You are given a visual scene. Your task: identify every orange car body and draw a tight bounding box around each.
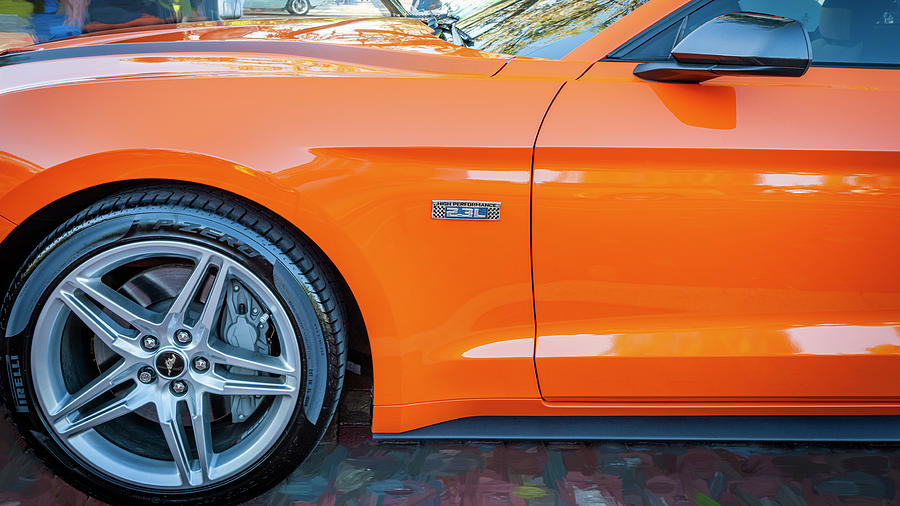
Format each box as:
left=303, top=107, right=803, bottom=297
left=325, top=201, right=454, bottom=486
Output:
left=1, top=0, right=898, bottom=435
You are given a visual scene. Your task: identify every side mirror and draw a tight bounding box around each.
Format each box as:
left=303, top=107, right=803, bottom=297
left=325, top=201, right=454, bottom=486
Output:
left=634, top=12, right=811, bottom=83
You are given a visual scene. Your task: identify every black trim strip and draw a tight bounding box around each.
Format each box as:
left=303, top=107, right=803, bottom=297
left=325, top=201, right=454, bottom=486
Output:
left=605, top=59, right=900, bottom=71
left=374, top=415, right=900, bottom=441
left=810, top=62, right=900, bottom=70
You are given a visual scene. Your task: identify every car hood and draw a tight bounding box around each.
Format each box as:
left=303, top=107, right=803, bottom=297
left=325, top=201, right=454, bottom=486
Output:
left=37, top=17, right=496, bottom=55
left=0, top=17, right=513, bottom=93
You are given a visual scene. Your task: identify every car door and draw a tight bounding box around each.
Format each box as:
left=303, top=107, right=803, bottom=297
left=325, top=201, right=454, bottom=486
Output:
left=532, top=0, right=900, bottom=403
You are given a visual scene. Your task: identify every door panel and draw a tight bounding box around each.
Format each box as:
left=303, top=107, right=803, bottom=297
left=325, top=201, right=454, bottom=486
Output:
left=533, top=62, right=900, bottom=402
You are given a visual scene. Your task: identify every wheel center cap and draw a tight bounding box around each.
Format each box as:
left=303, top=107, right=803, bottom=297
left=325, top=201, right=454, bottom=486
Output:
left=155, top=350, right=186, bottom=378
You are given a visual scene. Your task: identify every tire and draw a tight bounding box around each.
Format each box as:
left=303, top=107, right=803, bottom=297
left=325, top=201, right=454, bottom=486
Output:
left=286, top=0, right=310, bottom=16
left=0, top=185, right=347, bottom=505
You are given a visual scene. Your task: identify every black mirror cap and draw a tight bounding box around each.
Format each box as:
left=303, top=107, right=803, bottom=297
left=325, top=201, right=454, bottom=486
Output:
left=674, top=12, right=811, bottom=71
left=635, top=12, right=812, bottom=83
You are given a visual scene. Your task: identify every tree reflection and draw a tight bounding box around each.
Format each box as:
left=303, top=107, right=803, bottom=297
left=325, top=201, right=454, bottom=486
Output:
left=458, top=0, right=647, bottom=55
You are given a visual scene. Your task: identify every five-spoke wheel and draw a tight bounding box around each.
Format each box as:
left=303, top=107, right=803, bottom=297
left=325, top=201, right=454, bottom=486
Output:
left=2, top=186, right=347, bottom=505
left=35, top=241, right=300, bottom=488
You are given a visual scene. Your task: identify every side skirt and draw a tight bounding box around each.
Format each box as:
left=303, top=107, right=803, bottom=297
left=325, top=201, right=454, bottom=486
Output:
left=373, top=415, right=900, bottom=442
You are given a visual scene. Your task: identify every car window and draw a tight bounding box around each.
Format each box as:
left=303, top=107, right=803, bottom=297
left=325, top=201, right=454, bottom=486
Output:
left=613, top=0, right=900, bottom=67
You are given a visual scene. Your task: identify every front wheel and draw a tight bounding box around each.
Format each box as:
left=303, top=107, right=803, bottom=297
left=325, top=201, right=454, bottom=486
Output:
left=286, top=0, right=310, bottom=15
left=1, top=186, right=347, bottom=505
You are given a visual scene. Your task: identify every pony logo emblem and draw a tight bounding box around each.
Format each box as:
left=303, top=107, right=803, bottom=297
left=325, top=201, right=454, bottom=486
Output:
left=165, top=355, right=176, bottom=375
left=155, top=351, right=185, bottom=378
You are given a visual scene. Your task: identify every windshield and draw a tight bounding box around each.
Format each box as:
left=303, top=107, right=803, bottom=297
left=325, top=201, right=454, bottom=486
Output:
left=409, top=0, right=649, bottom=58
left=1, top=0, right=648, bottom=58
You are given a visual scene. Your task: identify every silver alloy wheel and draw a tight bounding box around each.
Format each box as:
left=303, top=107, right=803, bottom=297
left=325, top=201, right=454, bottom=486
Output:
left=31, top=240, right=301, bottom=489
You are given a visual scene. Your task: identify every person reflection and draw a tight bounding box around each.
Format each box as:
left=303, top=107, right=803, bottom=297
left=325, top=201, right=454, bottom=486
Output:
left=60, top=0, right=192, bottom=32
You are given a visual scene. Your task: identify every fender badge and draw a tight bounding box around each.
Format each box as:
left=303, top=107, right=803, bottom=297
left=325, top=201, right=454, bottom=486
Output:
left=432, top=200, right=501, bottom=221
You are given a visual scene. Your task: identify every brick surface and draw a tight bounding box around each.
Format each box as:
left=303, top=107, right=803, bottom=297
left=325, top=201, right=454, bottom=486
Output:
left=2, top=404, right=900, bottom=505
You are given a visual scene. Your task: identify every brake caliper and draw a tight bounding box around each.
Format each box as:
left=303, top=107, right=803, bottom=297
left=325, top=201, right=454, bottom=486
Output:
left=219, top=280, right=271, bottom=422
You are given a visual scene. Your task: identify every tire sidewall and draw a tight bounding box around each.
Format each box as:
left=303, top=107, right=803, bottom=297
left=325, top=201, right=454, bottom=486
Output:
left=2, top=206, right=336, bottom=505
left=287, top=0, right=309, bottom=15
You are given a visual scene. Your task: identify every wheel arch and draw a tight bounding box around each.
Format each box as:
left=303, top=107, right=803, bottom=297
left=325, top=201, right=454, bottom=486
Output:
left=0, top=154, right=375, bottom=386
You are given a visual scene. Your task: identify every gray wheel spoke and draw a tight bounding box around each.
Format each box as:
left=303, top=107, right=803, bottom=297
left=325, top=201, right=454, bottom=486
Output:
left=189, top=262, right=230, bottom=337
left=167, top=253, right=224, bottom=323
left=208, top=373, right=296, bottom=397
left=157, top=401, right=197, bottom=487
left=50, top=362, right=133, bottom=420
left=57, top=289, right=141, bottom=357
left=208, top=341, right=295, bottom=376
left=33, top=239, right=303, bottom=490
left=188, top=393, right=213, bottom=483
left=71, top=277, right=160, bottom=329
left=56, top=389, right=148, bottom=437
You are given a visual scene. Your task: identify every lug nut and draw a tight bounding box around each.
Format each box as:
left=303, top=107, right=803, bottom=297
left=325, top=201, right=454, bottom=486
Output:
left=170, top=380, right=188, bottom=396
left=142, top=335, right=159, bottom=351
left=192, top=356, right=209, bottom=372
left=137, top=366, right=156, bottom=384
left=174, top=329, right=192, bottom=345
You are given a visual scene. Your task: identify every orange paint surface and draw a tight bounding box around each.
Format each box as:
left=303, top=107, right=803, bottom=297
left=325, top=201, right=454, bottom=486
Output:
left=533, top=63, right=900, bottom=405
left=2, top=2, right=899, bottom=434
left=0, top=34, right=558, bottom=417
left=35, top=17, right=504, bottom=58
